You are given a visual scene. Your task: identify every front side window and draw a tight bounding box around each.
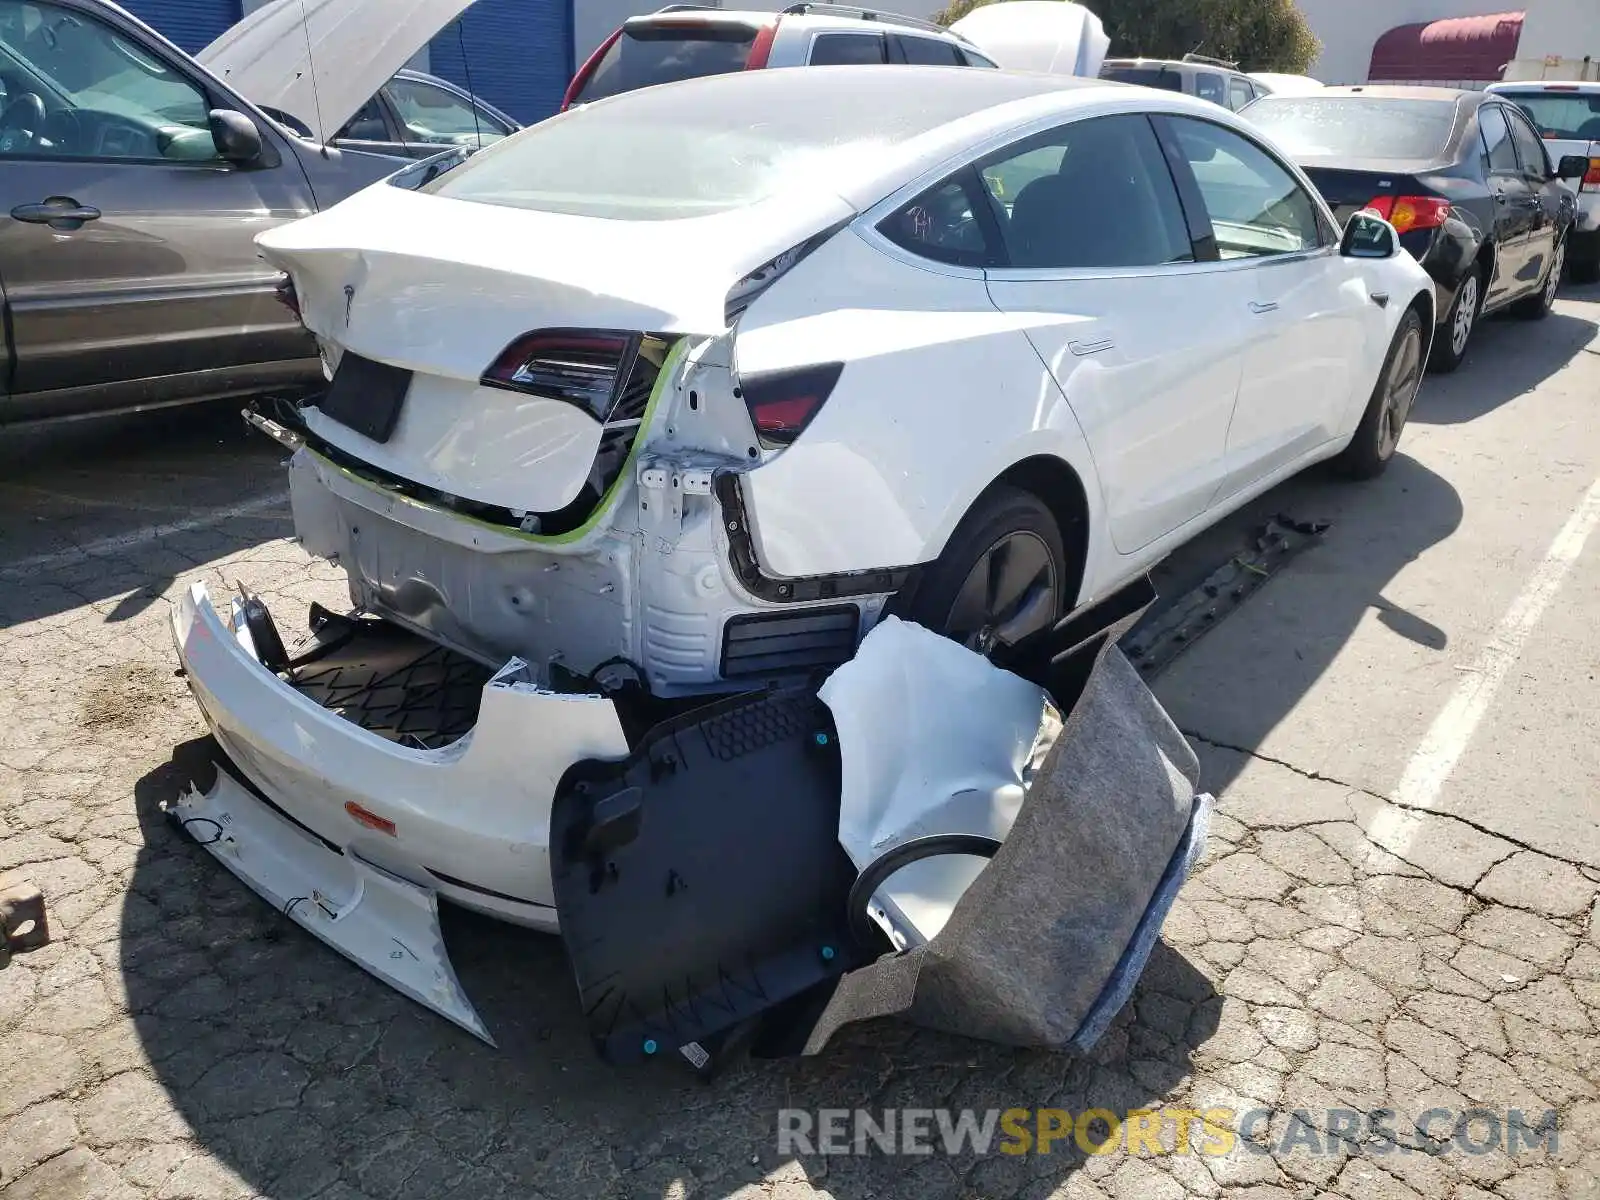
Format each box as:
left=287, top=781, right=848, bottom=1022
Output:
left=1166, top=116, right=1323, bottom=257
left=1479, top=104, right=1520, bottom=175
left=1504, top=107, right=1551, bottom=178
left=0, top=0, right=216, bottom=160
left=979, top=114, right=1192, bottom=270
left=809, top=33, right=886, bottom=65
left=389, top=77, right=510, bottom=148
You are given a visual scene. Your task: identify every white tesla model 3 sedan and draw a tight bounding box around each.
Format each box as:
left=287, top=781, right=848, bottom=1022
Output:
left=170, top=67, right=1432, bottom=1039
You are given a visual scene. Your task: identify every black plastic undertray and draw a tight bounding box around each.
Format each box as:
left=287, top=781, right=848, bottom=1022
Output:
left=549, top=687, right=859, bottom=1066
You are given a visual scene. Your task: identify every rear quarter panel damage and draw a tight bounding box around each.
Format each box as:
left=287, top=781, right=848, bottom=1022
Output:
left=732, top=229, right=1105, bottom=581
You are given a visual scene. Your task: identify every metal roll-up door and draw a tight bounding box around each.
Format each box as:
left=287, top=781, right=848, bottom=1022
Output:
left=119, top=0, right=242, bottom=54
left=429, top=0, right=573, bottom=127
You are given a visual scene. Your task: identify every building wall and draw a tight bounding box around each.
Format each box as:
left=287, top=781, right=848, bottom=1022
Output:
left=1295, top=0, right=1531, bottom=84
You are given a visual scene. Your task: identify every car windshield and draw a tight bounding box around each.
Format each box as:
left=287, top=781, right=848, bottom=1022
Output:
left=1100, top=65, right=1183, bottom=92
left=572, top=23, right=760, bottom=104
left=1247, top=96, right=1459, bottom=160
left=422, top=73, right=1000, bottom=221
left=1494, top=90, right=1600, bottom=140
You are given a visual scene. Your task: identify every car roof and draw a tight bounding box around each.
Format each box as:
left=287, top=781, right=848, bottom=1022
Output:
left=1488, top=80, right=1600, bottom=92
left=572, top=64, right=1255, bottom=209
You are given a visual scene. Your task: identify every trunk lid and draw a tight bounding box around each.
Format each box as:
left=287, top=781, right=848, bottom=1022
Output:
left=1300, top=164, right=1434, bottom=228
left=258, top=179, right=853, bottom=515
left=198, top=0, right=474, bottom=145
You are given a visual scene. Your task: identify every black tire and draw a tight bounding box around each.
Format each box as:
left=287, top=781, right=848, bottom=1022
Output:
left=1428, top=265, right=1482, bottom=374
left=1513, top=236, right=1566, bottom=320
left=1335, top=307, right=1425, bottom=480
left=898, top=485, right=1067, bottom=655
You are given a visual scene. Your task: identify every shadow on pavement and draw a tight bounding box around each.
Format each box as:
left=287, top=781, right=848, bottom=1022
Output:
left=0, top=404, right=290, bottom=631
left=127, top=739, right=1219, bottom=1200
left=1413, top=308, right=1596, bottom=426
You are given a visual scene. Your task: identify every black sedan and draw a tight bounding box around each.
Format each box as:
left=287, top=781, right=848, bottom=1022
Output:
left=1246, top=85, right=1587, bottom=372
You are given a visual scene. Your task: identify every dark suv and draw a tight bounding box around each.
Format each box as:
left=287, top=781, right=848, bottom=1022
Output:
left=1100, top=54, right=1265, bottom=113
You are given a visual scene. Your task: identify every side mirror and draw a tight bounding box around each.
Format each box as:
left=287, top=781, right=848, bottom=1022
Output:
left=208, top=108, right=262, bottom=165
left=1341, top=210, right=1400, bottom=259
left=1558, top=153, right=1591, bottom=182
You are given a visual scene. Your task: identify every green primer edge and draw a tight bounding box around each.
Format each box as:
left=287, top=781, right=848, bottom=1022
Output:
left=308, top=337, right=689, bottom=548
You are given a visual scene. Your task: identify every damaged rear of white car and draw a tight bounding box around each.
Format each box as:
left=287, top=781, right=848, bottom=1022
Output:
left=169, top=65, right=1426, bottom=1061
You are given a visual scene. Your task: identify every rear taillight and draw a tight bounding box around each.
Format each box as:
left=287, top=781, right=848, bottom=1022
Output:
left=745, top=19, right=777, bottom=68
left=562, top=26, right=621, bottom=110
left=741, top=363, right=842, bottom=447
left=1364, top=194, right=1451, bottom=233
left=1584, top=158, right=1600, bottom=190
left=482, top=330, right=638, bottom=421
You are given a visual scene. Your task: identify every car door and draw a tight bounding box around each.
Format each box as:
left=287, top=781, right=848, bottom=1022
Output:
left=1160, top=114, right=1374, bottom=496
left=806, top=31, right=886, bottom=65
left=385, top=74, right=512, bottom=155
left=975, top=113, right=1253, bottom=554
left=1503, top=102, right=1562, bottom=291
left=0, top=0, right=317, bottom=424
left=1478, top=103, right=1534, bottom=305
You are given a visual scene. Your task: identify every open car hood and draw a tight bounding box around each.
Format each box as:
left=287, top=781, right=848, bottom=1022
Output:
left=951, top=0, right=1109, bottom=76
left=197, top=0, right=474, bottom=145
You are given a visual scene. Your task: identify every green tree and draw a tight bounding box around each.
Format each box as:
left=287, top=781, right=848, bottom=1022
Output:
left=932, top=0, right=1320, bottom=74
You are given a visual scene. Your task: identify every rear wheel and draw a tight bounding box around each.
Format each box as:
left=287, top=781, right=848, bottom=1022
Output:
left=1334, top=307, right=1425, bottom=480
left=1513, top=236, right=1565, bottom=319
left=1429, top=266, right=1480, bottom=374
left=899, top=486, right=1067, bottom=656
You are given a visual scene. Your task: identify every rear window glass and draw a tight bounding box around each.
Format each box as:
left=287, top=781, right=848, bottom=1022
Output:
left=573, top=23, right=758, bottom=104
left=1494, top=91, right=1600, bottom=140
left=420, top=73, right=991, bottom=221
left=1100, top=66, right=1183, bottom=92
left=1246, top=97, right=1459, bottom=160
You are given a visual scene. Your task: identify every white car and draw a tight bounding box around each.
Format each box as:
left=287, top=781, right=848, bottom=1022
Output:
left=171, top=66, right=1432, bottom=1039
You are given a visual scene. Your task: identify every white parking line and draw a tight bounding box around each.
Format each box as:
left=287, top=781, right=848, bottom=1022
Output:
left=0, top=491, right=289, bottom=582
left=1371, top=475, right=1600, bottom=853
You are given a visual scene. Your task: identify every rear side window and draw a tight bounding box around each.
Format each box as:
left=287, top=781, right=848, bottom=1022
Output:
left=894, top=34, right=963, bottom=66
left=1195, top=73, right=1226, bottom=106
left=573, top=23, right=759, bottom=104
left=809, top=33, right=886, bottom=64
left=880, top=174, right=993, bottom=267
left=1228, top=78, right=1254, bottom=111
left=1479, top=105, right=1520, bottom=174
left=1495, top=90, right=1600, bottom=140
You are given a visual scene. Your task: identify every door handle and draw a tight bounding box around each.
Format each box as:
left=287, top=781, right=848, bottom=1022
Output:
left=11, top=198, right=101, bottom=230
left=1248, top=301, right=1280, bottom=315
left=1068, top=336, right=1115, bottom=356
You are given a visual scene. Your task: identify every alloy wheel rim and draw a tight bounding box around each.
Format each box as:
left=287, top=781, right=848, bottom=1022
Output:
left=1546, top=242, right=1566, bottom=307
left=944, top=531, right=1058, bottom=655
left=1452, top=276, right=1478, bottom=356
left=1378, top=326, right=1424, bottom=458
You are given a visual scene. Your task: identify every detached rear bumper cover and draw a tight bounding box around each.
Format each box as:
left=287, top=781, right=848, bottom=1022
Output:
left=169, top=582, right=630, bottom=1040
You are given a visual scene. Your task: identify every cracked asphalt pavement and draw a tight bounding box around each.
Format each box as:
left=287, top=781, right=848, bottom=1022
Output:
left=4, top=297, right=1600, bottom=1200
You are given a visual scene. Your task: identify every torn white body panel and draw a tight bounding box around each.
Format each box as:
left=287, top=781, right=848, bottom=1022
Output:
left=819, top=617, right=1060, bottom=948
left=172, top=582, right=629, bottom=923
left=167, top=769, right=493, bottom=1043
